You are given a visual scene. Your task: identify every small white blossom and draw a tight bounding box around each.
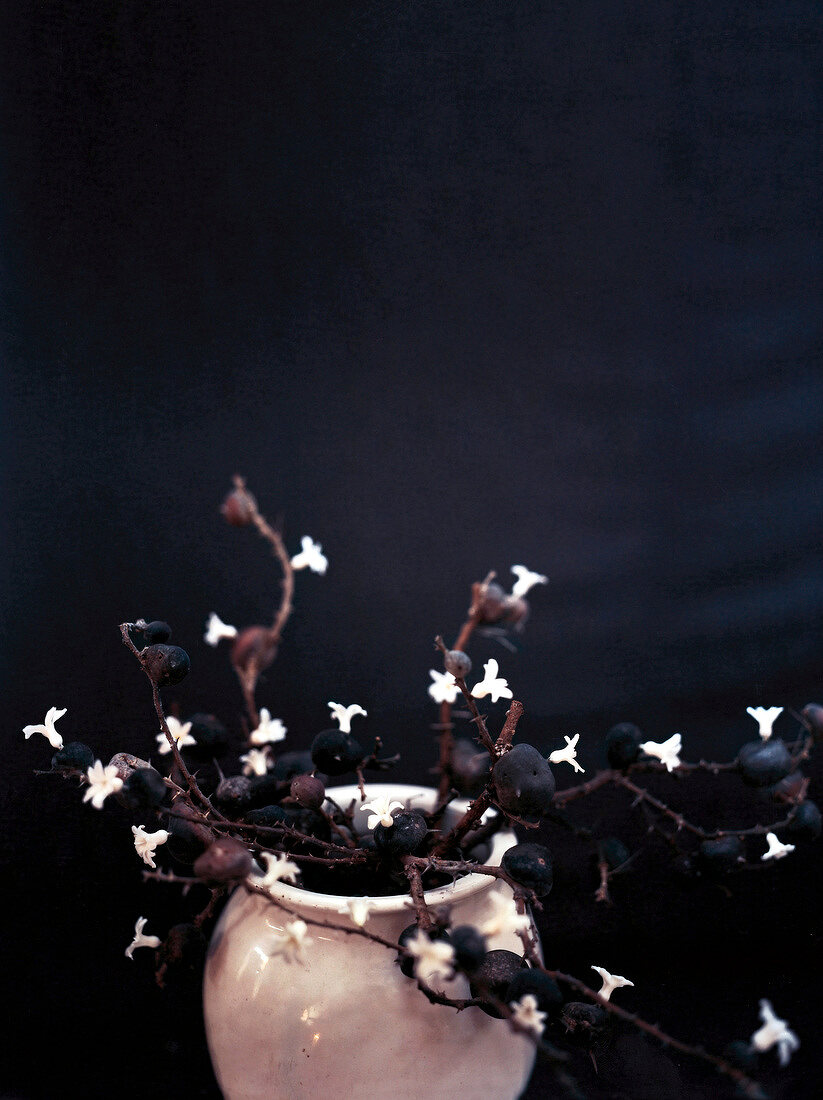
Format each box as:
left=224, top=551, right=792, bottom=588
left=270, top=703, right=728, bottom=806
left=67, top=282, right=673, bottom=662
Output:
left=125, top=916, right=161, bottom=960
left=23, top=706, right=67, bottom=750
left=510, top=993, right=547, bottom=1036
left=204, top=612, right=238, bottom=647
left=131, top=825, right=170, bottom=869
left=510, top=565, right=548, bottom=599
left=251, top=851, right=301, bottom=891
left=156, top=715, right=196, bottom=755
left=549, top=734, right=585, bottom=773
left=240, top=747, right=272, bottom=777
left=83, top=760, right=124, bottom=810
left=249, top=708, right=288, bottom=746
left=761, top=832, right=795, bottom=862
left=470, top=659, right=513, bottom=704
left=639, top=733, right=682, bottom=773
left=405, top=930, right=456, bottom=987
left=340, top=897, right=372, bottom=927
left=480, top=892, right=532, bottom=938
left=750, top=1000, right=800, bottom=1066
left=591, top=965, right=634, bottom=1002
left=327, top=701, right=367, bottom=733
left=361, top=793, right=404, bottom=830
left=291, top=536, right=328, bottom=574
left=747, top=706, right=783, bottom=741
left=428, top=669, right=461, bottom=704
left=261, top=919, right=313, bottom=964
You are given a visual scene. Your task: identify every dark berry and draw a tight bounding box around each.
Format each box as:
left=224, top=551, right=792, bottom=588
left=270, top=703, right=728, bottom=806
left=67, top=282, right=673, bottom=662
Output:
left=492, top=743, right=555, bottom=821
left=164, top=805, right=213, bottom=864
left=561, top=1001, right=607, bottom=1037
left=450, top=739, right=491, bottom=797
left=787, top=800, right=822, bottom=840
left=141, top=644, right=190, bottom=687
left=155, top=923, right=207, bottom=987
left=245, top=804, right=289, bottom=827
left=505, top=968, right=564, bottom=1016
left=737, top=740, right=793, bottom=788
left=501, top=596, right=529, bottom=627
left=724, top=1040, right=759, bottom=1073
left=397, top=923, right=452, bottom=980
left=699, top=835, right=743, bottom=874
left=605, top=722, right=643, bottom=769
left=470, top=949, right=526, bottom=1017
left=374, top=810, right=428, bottom=856
left=599, top=836, right=630, bottom=871
left=450, top=925, right=487, bottom=974
left=143, top=620, right=172, bottom=644
left=444, top=649, right=472, bottom=678
left=769, top=770, right=806, bottom=802
left=273, top=750, right=316, bottom=781
left=291, top=774, right=326, bottom=810
left=188, top=714, right=229, bottom=756
left=230, top=627, right=277, bottom=675
left=214, top=774, right=253, bottom=809
left=310, top=729, right=364, bottom=775
left=247, top=773, right=285, bottom=808
left=501, top=842, right=554, bottom=895
left=476, top=582, right=509, bottom=624
left=121, top=767, right=168, bottom=814
left=221, top=487, right=255, bottom=526
left=800, top=702, right=823, bottom=743
left=194, top=837, right=253, bottom=883
left=51, top=741, right=95, bottom=771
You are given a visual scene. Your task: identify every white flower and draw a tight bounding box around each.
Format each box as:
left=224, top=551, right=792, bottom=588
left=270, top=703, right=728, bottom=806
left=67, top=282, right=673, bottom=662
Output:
left=470, top=659, right=513, bottom=704
left=125, top=916, right=161, bottom=960
left=480, top=892, right=532, bottom=938
left=405, top=929, right=456, bottom=987
left=131, top=825, right=170, bottom=869
left=747, top=706, right=783, bottom=741
left=249, top=708, right=288, bottom=745
left=761, top=832, right=795, bottom=862
left=156, top=716, right=196, bottom=755
left=82, top=760, right=124, bottom=810
left=750, top=999, right=800, bottom=1066
left=510, top=993, right=547, bottom=1036
left=251, top=851, right=301, bottom=891
left=549, top=734, right=585, bottom=773
left=639, top=733, right=682, bottom=772
left=291, top=536, right=328, bottom=574
left=23, top=706, right=67, bottom=750
left=361, top=793, right=404, bottom=830
left=340, top=897, right=372, bottom=926
left=591, top=965, right=634, bottom=1002
left=204, top=612, right=238, bottom=647
left=261, top=919, right=313, bottom=964
left=510, top=565, right=549, bottom=599
left=240, top=747, right=272, bottom=776
left=327, top=701, right=367, bottom=733
left=428, top=669, right=461, bottom=704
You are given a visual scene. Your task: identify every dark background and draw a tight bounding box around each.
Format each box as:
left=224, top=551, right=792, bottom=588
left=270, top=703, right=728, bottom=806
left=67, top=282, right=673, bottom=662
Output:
left=2, top=2, right=822, bottom=1097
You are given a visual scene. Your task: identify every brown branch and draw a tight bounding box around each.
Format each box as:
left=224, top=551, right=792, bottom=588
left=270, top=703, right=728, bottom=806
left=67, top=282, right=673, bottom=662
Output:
left=403, top=857, right=434, bottom=930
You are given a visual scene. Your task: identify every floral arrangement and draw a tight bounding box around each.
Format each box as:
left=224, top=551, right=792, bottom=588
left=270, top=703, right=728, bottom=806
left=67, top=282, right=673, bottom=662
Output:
left=28, top=477, right=820, bottom=1097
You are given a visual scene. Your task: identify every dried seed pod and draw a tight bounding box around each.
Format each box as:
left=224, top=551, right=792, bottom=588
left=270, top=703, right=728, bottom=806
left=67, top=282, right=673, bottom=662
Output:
left=290, top=774, right=326, bottom=810
left=221, top=488, right=256, bottom=526
left=140, top=644, right=190, bottom=687
left=194, top=837, right=253, bottom=883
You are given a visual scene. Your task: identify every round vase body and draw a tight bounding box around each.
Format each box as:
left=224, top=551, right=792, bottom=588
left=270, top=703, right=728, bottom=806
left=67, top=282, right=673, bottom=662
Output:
left=204, top=784, right=538, bottom=1100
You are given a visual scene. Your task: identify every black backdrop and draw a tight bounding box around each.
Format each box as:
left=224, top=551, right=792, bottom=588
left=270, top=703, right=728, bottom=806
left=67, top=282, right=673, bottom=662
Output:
left=2, top=3, right=822, bottom=1097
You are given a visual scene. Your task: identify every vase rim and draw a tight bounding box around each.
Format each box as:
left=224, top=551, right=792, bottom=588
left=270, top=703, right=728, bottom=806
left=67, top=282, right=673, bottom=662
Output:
left=263, top=782, right=514, bottom=915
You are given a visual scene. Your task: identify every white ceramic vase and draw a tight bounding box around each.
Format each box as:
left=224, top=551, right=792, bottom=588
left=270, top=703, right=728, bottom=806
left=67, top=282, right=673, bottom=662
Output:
left=203, top=783, right=538, bottom=1100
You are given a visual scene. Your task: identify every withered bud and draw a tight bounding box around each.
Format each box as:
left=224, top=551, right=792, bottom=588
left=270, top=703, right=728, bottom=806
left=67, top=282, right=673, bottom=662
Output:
left=444, top=649, right=472, bottom=678
left=290, top=774, right=326, bottom=810
left=193, top=837, right=253, bottom=883
left=108, top=751, right=153, bottom=782
left=140, top=644, right=190, bottom=687
left=802, top=703, right=823, bottom=741
left=221, top=488, right=256, bottom=527
left=475, top=582, right=509, bottom=624
left=231, top=626, right=278, bottom=674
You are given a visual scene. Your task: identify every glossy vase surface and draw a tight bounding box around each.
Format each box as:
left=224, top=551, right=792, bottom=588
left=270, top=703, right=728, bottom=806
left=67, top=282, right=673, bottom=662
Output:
left=203, top=784, right=538, bottom=1100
